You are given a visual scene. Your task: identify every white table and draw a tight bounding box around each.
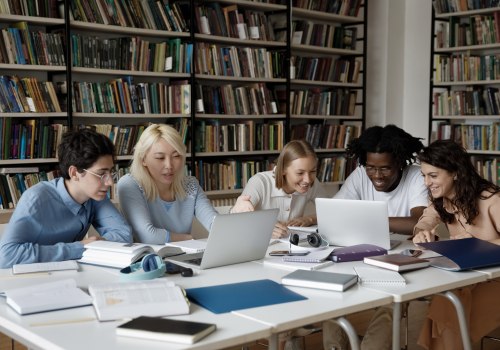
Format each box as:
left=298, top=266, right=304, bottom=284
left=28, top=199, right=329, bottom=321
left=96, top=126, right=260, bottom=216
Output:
left=321, top=240, right=489, bottom=350
left=179, top=260, right=393, bottom=350
left=0, top=265, right=273, bottom=350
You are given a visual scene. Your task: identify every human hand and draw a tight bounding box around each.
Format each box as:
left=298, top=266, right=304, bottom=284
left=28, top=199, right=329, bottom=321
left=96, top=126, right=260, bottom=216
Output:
left=272, top=221, right=289, bottom=239
left=80, top=235, right=103, bottom=245
left=170, top=233, right=194, bottom=242
left=230, top=195, right=254, bottom=213
left=287, top=216, right=315, bottom=227
left=412, top=228, right=437, bottom=244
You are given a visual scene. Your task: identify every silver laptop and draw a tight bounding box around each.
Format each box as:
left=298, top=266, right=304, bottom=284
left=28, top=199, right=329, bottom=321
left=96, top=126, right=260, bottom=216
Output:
left=315, top=198, right=400, bottom=250
left=166, top=208, right=279, bottom=269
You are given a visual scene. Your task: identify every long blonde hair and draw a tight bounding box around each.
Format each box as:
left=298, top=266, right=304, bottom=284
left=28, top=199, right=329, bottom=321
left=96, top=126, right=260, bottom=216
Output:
left=130, top=124, right=187, bottom=201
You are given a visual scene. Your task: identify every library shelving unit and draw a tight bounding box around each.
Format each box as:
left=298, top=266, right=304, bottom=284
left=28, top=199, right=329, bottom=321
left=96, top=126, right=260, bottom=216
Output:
left=289, top=0, right=366, bottom=185
left=0, top=0, right=367, bottom=213
left=0, top=3, right=68, bottom=212
left=191, top=0, right=289, bottom=200
left=430, top=0, right=500, bottom=185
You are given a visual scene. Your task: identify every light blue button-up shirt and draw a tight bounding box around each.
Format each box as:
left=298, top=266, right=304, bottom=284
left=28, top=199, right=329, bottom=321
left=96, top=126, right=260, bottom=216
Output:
left=0, top=177, right=132, bottom=268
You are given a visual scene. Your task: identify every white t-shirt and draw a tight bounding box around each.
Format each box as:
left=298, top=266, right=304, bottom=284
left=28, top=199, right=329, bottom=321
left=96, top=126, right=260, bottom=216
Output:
left=334, top=165, right=428, bottom=217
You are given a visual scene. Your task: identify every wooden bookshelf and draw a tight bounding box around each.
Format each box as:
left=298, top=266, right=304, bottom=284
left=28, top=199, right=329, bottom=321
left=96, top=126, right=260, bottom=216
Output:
left=289, top=0, right=366, bottom=183
left=0, top=0, right=367, bottom=213
left=429, top=1, right=500, bottom=185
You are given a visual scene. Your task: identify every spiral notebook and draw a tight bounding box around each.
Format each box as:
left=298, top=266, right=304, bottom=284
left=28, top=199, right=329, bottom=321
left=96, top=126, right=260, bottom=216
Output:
left=353, top=266, right=406, bottom=286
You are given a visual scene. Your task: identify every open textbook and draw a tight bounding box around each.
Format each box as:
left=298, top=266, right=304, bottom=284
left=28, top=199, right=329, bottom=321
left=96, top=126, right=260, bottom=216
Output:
left=88, top=279, right=190, bottom=321
left=79, top=241, right=183, bottom=268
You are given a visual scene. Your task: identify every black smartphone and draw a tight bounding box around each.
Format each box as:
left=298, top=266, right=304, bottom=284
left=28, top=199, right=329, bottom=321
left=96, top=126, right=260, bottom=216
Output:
left=401, top=249, right=423, bottom=258
left=165, top=261, right=184, bottom=274
left=269, top=250, right=310, bottom=256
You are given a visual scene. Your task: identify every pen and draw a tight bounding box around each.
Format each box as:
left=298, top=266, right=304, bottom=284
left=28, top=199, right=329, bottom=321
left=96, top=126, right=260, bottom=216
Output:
left=30, top=317, right=96, bottom=327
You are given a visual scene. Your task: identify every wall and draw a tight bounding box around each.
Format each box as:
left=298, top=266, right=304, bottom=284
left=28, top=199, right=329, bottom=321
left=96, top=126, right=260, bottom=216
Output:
left=366, top=0, right=433, bottom=143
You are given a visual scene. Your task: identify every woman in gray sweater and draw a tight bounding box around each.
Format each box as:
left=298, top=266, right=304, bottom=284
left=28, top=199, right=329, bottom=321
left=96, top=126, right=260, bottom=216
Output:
left=117, top=124, right=217, bottom=244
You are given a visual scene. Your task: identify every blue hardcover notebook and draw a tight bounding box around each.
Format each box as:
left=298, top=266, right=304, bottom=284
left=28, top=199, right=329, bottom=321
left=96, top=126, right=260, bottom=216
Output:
left=186, top=279, right=307, bottom=314
left=419, top=237, right=500, bottom=271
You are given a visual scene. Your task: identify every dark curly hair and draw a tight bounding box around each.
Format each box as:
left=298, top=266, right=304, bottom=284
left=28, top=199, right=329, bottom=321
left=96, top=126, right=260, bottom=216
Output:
left=346, top=124, right=424, bottom=168
left=58, top=128, right=115, bottom=179
left=418, top=139, right=500, bottom=225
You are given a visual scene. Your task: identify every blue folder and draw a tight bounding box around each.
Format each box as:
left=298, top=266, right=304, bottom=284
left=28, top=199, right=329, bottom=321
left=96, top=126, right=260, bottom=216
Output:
left=419, top=237, right=500, bottom=271
left=186, top=279, right=307, bottom=314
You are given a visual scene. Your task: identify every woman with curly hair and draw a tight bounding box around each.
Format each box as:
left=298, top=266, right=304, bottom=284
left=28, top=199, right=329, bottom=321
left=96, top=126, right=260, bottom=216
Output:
left=335, top=124, right=428, bottom=235
left=413, top=139, right=500, bottom=350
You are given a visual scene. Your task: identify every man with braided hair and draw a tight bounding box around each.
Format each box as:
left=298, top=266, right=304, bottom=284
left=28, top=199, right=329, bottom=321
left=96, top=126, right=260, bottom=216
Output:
left=335, top=124, right=428, bottom=235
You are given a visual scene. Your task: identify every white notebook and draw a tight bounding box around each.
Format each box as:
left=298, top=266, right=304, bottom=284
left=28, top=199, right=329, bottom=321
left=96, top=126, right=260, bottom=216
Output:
left=353, top=266, right=406, bottom=286
left=282, top=248, right=334, bottom=263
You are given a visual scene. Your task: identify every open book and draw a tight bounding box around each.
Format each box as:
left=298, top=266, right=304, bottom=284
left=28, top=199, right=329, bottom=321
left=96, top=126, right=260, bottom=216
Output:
left=88, top=279, right=190, bottom=321
left=5, top=278, right=92, bottom=315
left=79, top=241, right=184, bottom=268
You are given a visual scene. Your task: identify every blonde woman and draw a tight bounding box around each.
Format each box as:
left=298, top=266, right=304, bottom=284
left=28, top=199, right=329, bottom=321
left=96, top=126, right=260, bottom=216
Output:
left=117, top=124, right=217, bottom=244
left=231, top=139, right=324, bottom=238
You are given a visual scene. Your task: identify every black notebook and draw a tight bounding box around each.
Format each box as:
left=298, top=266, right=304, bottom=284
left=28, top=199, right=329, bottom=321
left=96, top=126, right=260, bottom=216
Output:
left=116, top=316, right=216, bottom=344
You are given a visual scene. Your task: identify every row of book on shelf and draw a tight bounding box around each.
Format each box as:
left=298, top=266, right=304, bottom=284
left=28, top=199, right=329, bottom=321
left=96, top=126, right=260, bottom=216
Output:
left=72, top=79, right=191, bottom=115
left=433, top=86, right=500, bottom=116
left=196, top=83, right=278, bottom=116
left=71, top=35, right=191, bottom=73
left=0, top=119, right=66, bottom=160
left=0, top=0, right=61, bottom=18
left=293, top=0, right=362, bottom=16
left=0, top=119, right=190, bottom=160
left=0, top=166, right=59, bottom=209
left=290, top=88, right=358, bottom=116
left=291, top=123, right=361, bottom=150
left=0, top=75, right=63, bottom=113
left=431, top=121, right=500, bottom=151
left=1, top=118, right=359, bottom=161
left=0, top=21, right=65, bottom=66
left=292, top=20, right=358, bottom=50
left=433, top=0, right=500, bottom=14
left=434, top=12, right=500, bottom=48
left=195, top=43, right=284, bottom=79
left=195, top=3, right=278, bottom=41
left=433, top=53, right=500, bottom=83
left=70, top=0, right=188, bottom=32
left=291, top=56, right=361, bottom=83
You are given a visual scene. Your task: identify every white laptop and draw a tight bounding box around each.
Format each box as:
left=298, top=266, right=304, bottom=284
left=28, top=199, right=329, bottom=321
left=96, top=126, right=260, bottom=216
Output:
left=166, top=208, right=279, bottom=269
left=315, top=198, right=400, bottom=250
